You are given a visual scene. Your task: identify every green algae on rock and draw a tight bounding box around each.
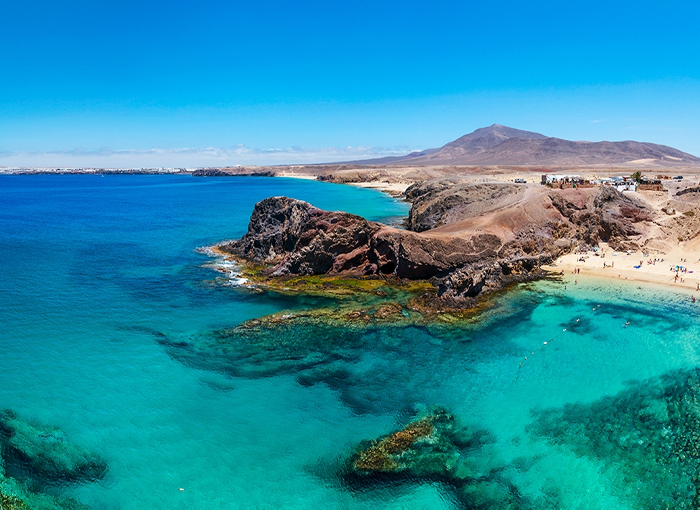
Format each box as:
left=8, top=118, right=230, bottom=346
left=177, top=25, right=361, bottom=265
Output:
left=344, top=406, right=551, bottom=509
left=529, top=367, right=700, bottom=510
left=0, top=490, right=28, bottom=510
left=349, top=407, right=466, bottom=478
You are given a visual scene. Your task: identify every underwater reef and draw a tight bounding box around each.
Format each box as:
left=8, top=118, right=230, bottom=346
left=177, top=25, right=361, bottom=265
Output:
left=0, top=410, right=107, bottom=510
left=156, top=299, right=500, bottom=414
left=158, top=284, right=546, bottom=415
left=343, top=406, right=561, bottom=509
left=529, top=367, right=700, bottom=510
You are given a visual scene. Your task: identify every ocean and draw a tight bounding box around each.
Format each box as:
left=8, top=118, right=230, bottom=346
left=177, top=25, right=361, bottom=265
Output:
left=2, top=174, right=700, bottom=510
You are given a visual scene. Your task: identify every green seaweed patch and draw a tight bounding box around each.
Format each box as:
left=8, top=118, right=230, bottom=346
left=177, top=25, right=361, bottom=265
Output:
left=250, top=272, right=435, bottom=300
left=0, top=491, right=28, bottom=510
left=344, top=407, right=545, bottom=509
left=207, top=246, right=436, bottom=299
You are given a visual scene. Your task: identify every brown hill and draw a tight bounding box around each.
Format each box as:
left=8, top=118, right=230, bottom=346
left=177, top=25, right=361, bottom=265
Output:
left=350, top=124, right=700, bottom=167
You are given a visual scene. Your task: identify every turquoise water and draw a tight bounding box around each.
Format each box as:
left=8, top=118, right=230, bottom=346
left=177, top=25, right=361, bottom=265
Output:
left=2, top=174, right=700, bottom=509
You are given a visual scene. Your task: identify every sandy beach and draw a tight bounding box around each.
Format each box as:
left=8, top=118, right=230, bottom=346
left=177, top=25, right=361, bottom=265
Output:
left=544, top=242, right=700, bottom=294
left=345, top=180, right=411, bottom=197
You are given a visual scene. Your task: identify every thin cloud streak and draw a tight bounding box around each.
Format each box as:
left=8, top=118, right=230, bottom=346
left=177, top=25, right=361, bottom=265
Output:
left=0, top=144, right=414, bottom=168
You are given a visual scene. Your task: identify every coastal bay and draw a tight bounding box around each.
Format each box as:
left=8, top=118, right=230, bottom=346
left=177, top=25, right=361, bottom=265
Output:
left=4, top=174, right=700, bottom=509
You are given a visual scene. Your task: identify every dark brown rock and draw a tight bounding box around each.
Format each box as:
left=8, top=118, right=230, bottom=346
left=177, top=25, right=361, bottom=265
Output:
left=220, top=195, right=559, bottom=303
left=405, top=181, right=523, bottom=232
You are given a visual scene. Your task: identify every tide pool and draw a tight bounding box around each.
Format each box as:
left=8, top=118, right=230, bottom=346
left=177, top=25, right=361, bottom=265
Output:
left=1, top=174, right=700, bottom=509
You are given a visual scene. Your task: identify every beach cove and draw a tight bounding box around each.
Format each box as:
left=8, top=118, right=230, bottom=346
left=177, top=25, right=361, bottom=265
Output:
left=4, top=174, right=700, bottom=509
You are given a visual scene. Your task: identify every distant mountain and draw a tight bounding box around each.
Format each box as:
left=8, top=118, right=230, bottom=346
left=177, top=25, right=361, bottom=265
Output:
left=346, top=124, right=700, bottom=167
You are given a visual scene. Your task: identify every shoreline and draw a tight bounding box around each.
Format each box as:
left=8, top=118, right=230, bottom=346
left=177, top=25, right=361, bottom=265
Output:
left=276, top=172, right=411, bottom=198
left=543, top=243, right=700, bottom=296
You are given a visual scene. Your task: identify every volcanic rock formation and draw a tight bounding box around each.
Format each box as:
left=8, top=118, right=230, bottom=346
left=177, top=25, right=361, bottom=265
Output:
left=348, top=124, right=700, bottom=167
left=220, top=183, right=654, bottom=303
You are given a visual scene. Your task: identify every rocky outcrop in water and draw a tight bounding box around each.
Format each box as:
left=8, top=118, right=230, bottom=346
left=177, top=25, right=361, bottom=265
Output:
left=219, top=179, right=657, bottom=305
left=349, top=407, right=480, bottom=478
left=220, top=196, right=556, bottom=303
left=344, top=406, right=554, bottom=509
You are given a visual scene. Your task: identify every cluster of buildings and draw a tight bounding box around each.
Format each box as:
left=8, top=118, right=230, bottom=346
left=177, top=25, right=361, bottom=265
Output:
left=541, top=174, right=665, bottom=192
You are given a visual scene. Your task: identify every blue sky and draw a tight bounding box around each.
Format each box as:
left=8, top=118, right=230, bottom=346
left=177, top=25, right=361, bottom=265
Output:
left=1, top=0, right=699, bottom=167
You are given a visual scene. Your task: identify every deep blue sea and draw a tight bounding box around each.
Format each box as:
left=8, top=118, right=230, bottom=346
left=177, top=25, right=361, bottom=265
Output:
left=3, top=174, right=700, bottom=510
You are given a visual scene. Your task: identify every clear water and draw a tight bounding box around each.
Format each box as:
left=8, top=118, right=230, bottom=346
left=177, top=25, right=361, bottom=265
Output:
left=2, top=174, right=699, bottom=509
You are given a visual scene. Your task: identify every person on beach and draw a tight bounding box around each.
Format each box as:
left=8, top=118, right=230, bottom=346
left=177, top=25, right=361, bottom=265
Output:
left=692, top=295, right=696, bottom=303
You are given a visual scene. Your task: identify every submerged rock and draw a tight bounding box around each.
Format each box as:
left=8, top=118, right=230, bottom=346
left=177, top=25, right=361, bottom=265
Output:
left=0, top=410, right=100, bottom=510
left=529, top=367, right=700, bottom=509
left=343, top=406, right=544, bottom=509
left=0, top=410, right=107, bottom=485
left=349, top=407, right=470, bottom=479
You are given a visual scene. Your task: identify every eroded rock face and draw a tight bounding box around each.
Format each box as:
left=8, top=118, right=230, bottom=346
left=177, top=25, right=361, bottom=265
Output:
left=231, top=197, right=318, bottom=263
left=549, top=186, right=650, bottom=251
left=405, top=181, right=523, bottom=232
left=222, top=183, right=651, bottom=304
left=221, top=197, right=557, bottom=301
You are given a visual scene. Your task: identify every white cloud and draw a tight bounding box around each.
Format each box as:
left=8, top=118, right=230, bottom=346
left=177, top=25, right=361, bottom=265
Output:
left=0, top=144, right=413, bottom=168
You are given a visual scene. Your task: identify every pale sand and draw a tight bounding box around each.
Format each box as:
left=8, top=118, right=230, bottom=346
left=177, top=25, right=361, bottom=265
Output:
left=274, top=172, right=318, bottom=180
left=347, top=181, right=411, bottom=196
left=543, top=242, right=700, bottom=293
left=273, top=172, right=410, bottom=197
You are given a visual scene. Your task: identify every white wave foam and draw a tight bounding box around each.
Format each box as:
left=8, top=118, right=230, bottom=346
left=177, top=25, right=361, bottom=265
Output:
left=198, top=245, right=249, bottom=287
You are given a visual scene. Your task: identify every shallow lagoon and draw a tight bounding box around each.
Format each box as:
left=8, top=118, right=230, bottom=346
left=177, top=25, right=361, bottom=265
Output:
left=2, top=175, right=700, bottom=509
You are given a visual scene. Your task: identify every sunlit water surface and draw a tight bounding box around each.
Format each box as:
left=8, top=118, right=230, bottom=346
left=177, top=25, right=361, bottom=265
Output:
left=1, top=175, right=699, bottom=509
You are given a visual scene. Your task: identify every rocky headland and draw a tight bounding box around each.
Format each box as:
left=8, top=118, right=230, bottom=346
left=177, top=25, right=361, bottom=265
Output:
left=214, top=181, right=656, bottom=307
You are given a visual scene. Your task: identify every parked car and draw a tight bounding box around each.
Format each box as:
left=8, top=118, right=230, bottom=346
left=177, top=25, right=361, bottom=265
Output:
left=514, top=178, right=526, bottom=183
left=673, top=175, right=684, bottom=180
